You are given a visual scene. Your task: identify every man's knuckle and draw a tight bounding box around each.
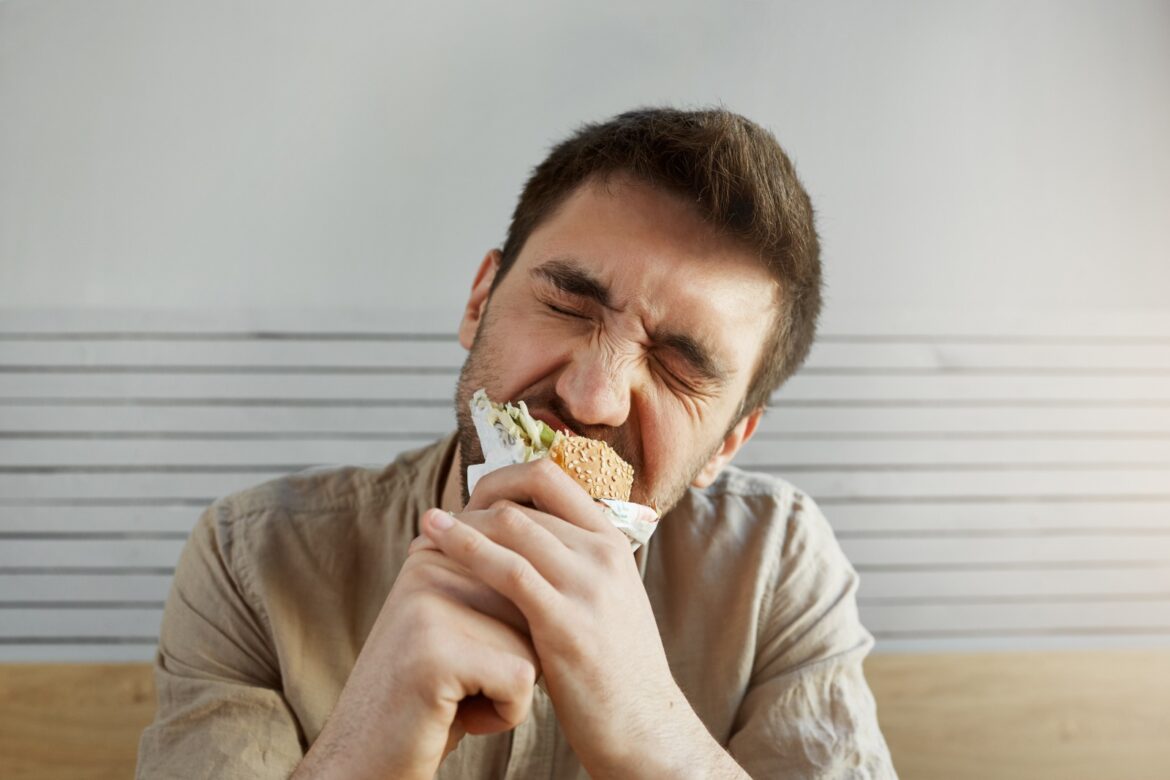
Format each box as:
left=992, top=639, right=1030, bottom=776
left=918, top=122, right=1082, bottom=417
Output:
left=505, top=559, right=533, bottom=590
left=594, top=539, right=626, bottom=570
left=533, top=457, right=561, bottom=481
left=413, top=637, right=449, bottom=678
left=497, top=506, right=528, bottom=534
left=459, top=530, right=483, bottom=557
left=512, top=657, right=537, bottom=691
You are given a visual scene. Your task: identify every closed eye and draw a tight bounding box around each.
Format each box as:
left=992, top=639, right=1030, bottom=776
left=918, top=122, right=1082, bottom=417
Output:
left=651, top=355, right=697, bottom=392
left=546, top=302, right=588, bottom=319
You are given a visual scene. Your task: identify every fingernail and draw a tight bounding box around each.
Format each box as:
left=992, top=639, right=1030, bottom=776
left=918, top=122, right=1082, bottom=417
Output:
left=428, top=510, right=455, bottom=531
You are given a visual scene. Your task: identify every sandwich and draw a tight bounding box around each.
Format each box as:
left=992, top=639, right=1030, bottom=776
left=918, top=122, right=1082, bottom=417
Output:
left=468, top=389, right=657, bottom=548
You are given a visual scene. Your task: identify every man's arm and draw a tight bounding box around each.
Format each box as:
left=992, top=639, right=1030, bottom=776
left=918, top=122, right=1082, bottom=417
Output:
left=725, top=493, right=897, bottom=779
left=138, top=500, right=540, bottom=780
left=137, top=504, right=304, bottom=779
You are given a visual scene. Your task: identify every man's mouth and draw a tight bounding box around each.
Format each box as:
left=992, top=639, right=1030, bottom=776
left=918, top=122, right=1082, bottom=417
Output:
left=528, top=409, right=581, bottom=438
left=527, top=404, right=640, bottom=480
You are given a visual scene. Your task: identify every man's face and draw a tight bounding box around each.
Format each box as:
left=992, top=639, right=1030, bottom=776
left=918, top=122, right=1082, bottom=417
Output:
left=454, top=175, right=778, bottom=512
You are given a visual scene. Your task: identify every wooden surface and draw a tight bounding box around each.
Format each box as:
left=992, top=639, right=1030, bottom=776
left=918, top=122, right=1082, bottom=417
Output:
left=1, top=651, right=1168, bottom=779
left=0, top=663, right=155, bottom=780
left=867, top=651, right=1170, bottom=780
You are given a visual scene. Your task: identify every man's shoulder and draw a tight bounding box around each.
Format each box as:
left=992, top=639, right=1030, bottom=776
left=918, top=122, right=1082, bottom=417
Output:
left=215, top=463, right=391, bottom=520
left=669, top=464, right=846, bottom=572
left=686, top=464, right=832, bottom=532
left=198, top=437, right=451, bottom=552
left=702, top=463, right=801, bottom=501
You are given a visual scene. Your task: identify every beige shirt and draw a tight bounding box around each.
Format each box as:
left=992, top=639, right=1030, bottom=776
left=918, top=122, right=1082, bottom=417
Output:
left=137, top=435, right=896, bottom=779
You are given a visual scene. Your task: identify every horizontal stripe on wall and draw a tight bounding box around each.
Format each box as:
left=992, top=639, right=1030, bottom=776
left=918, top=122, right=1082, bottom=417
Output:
left=3, top=337, right=1169, bottom=372
left=7, top=565, right=1170, bottom=605
left=3, top=600, right=1168, bottom=647
left=6, top=403, right=1170, bottom=434
left=2, top=308, right=1167, bottom=659
left=3, top=371, right=1168, bottom=401
left=2, top=467, right=1168, bottom=501
left=6, top=436, right=1170, bottom=467
left=3, top=533, right=1168, bottom=570
left=2, top=500, right=1167, bottom=535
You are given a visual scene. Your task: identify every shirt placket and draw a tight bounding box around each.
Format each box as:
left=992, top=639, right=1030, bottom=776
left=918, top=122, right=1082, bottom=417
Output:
left=502, top=683, right=558, bottom=779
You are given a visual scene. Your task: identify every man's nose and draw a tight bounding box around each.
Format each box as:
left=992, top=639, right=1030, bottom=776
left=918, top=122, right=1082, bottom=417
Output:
left=554, top=345, right=633, bottom=428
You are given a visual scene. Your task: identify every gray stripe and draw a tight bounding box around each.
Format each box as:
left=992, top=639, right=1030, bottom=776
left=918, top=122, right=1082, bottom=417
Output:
left=0, top=498, right=212, bottom=507
left=873, top=626, right=1170, bottom=638
left=0, top=566, right=175, bottom=574
left=0, top=601, right=166, bottom=609
left=757, top=462, right=1170, bottom=472
left=4, top=364, right=1168, bottom=377
left=0, top=397, right=452, bottom=407
left=860, top=593, right=1170, bottom=606
left=0, top=331, right=457, bottom=341
left=5, top=463, right=1169, bottom=475
left=2, top=397, right=1169, bottom=408
left=1, top=331, right=1166, bottom=345
left=817, top=494, right=1170, bottom=505
left=856, top=560, right=1170, bottom=572
left=0, top=532, right=190, bottom=540
left=836, top=528, right=1170, bottom=539
left=0, top=636, right=159, bottom=645
left=0, top=464, right=308, bottom=474
left=0, top=431, right=445, bottom=440
left=0, top=364, right=459, bottom=375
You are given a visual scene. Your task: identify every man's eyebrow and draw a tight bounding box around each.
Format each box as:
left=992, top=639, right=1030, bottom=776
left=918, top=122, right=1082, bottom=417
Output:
left=654, top=329, right=731, bottom=385
left=532, top=256, right=729, bottom=385
left=531, top=258, right=613, bottom=309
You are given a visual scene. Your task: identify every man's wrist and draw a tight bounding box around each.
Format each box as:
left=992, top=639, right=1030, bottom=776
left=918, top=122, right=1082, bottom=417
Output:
left=292, top=685, right=446, bottom=780
left=582, top=687, right=748, bottom=780
left=639, top=712, right=748, bottom=780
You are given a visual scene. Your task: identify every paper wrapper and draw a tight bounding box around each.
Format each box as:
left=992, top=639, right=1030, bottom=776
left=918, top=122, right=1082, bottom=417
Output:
left=468, top=394, right=660, bottom=550
left=592, top=498, right=659, bottom=551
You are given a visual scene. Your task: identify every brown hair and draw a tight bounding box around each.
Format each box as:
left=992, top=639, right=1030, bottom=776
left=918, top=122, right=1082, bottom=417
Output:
left=496, top=106, right=822, bottom=415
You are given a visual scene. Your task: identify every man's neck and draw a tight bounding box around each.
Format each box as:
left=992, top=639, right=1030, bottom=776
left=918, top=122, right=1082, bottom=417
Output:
left=439, top=442, right=465, bottom=514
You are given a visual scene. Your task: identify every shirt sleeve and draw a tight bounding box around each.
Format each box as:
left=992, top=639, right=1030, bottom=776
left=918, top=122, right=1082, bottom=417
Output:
left=726, top=492, right=898, bottom=779
left=136, top=502, right=305, bottom=779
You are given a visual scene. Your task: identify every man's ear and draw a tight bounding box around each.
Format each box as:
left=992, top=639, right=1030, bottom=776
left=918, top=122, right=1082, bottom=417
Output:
left=458, top=249, right=502, bottom=349
left=691, top=406, right=764, bottom=489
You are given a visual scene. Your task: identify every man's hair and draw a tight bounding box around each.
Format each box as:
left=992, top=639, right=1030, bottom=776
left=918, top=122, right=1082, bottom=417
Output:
left=496, top=106, right=822, bottom=415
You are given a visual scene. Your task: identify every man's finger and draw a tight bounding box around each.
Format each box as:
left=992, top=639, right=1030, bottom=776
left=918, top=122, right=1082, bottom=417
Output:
left=422, top=508, right=561, bottom=624
left=454, top=657, right=536, bottom=735
left=405, top=547, right=529, bottom=633
left=455, top=503, right=578, bottom=583
left=466, top=459, right=615, bottom=536
left=440, top=609, right=539, bottom=734
left=409, top=534, right=438, bottom=554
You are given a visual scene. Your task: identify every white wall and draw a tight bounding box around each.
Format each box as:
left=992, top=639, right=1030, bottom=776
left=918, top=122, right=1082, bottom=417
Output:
left=2, top=1, right=1169, bottom=661
left=2, top=0, right=1168, bottom=318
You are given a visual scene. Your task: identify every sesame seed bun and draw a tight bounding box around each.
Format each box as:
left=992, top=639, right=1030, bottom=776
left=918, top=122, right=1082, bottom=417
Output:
left=548, top=435, right=634, bottom=501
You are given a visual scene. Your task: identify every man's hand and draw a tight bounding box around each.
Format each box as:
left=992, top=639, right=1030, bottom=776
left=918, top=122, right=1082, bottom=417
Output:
left=292, top=547, right=539, bottom=780
left=418, top=458, right=748, bottom=778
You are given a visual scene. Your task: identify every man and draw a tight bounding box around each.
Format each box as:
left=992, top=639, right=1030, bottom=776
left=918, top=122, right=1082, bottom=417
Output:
left=137, top=107, right=896, bottom=778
